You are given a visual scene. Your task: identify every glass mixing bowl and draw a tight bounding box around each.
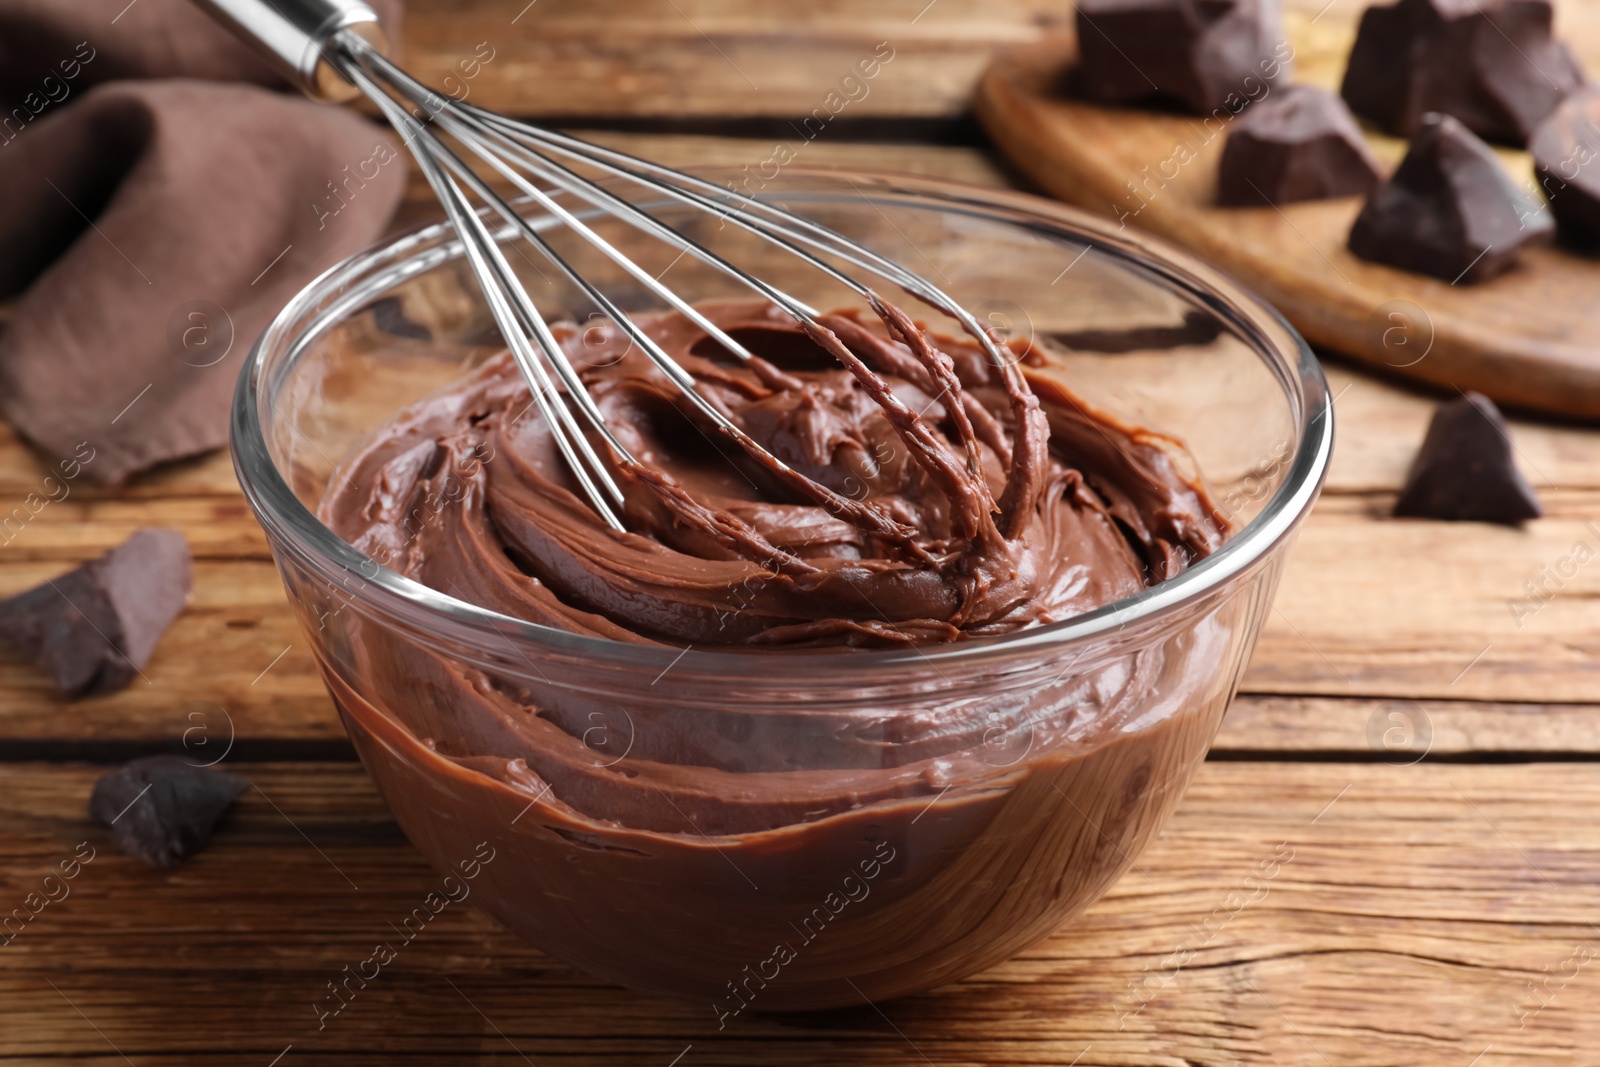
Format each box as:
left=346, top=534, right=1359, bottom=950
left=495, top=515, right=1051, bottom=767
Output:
left=232, top=168, right=1331, bottom=1012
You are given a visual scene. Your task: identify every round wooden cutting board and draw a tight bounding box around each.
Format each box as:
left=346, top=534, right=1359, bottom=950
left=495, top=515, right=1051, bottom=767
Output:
left=974, top=31, right=1600, bottom=418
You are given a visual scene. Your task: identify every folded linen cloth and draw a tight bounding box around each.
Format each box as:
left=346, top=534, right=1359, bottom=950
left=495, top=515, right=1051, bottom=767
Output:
left=0, top=0, right=407, bottom=484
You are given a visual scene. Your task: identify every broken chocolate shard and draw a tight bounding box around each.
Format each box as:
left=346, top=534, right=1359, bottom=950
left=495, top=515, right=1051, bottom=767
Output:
left=1049, top=309, right=1225, bottom=353
left=89, top=756, right=249, bottom=869
left=1529, top=85, right=1600, bottom=245
left=0, top=529, right=192, bottom=698
left=1217, top=85, right=1382, bottom=206
left=1341, top=0, right=1585, bottom=146
left=1394, top=392, right=1542, bottom=524
left=1075, top=0, right=1292, bottom=114
left=369, top=295, right=433, bottom=341
left=1348, top=113, right=1553, bottom=283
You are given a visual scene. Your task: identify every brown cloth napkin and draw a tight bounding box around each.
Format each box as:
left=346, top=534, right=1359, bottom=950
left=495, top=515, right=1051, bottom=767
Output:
left=0, top=0, right=407, bottom=484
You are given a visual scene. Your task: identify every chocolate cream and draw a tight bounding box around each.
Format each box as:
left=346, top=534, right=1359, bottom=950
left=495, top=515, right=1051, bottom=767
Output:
left=314, top=299, right=1236, bottom=1011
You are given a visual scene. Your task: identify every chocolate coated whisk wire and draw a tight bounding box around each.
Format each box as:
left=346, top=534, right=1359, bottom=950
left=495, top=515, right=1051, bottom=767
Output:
left=194, top=0, right=1024, bottom=535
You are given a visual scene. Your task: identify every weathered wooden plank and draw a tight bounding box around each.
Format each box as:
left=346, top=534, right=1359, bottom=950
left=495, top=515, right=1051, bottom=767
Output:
left=4, top=130, right=1593, bottom=500
left=390, top=0, right=1600, bottom=123
left=0, top=128, right=1594, bottom=740
left=0, top=348, right=1589, bottom=525
left=1318, top=364, right=1600, bottom=494
left=401, top=0, right=1062, bottom=121
left=2, top=537, right=1594, bottom=752
left=1, top=344, right=1592, bottom=507
left=577, top=130, right=1011, bottom=185
left=1222, top=693, right=1600, bottom=756
left=1, top=761, right=1596, bottom=1064
left=0, top=123, right=1594, bottom=498
left=1, top=497, right=1599, bottom=741
left=1255, top=511, right=1600, bottom=702
left=0, top=499, right=268, bottom=561
left=0, top=421, right=239, bottom=500
left=0, top=561, right=337, bottom=747
left=390, top=131, right=1016, bottom=230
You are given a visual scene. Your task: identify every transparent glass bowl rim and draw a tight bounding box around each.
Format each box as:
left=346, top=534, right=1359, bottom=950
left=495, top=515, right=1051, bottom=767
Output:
left=231, top=166, right=1333, bottom=680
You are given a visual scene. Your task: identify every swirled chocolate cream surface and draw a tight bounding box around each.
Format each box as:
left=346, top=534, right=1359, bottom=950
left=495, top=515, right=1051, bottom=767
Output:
left=321, top=300, right=1225, bottom=646
left=315, top=298, right=1235, bottom=1009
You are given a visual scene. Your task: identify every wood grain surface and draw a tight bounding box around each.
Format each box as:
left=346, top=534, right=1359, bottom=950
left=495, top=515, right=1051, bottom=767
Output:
left=393, top=0, right=1600, bottom=122
left=2, top=335, right=1592, bottom=748
left=3, top=0, right=1600, bottom=1063
left=974, top=33, right=1600, bottom=417
left=5, top=762, right=1600, bottom=1066
left=398, top=0, right=1067, bottom=121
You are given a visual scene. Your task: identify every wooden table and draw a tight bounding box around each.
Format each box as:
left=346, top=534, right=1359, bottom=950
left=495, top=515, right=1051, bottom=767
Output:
left=4, top=1, right=1600, bottom=1063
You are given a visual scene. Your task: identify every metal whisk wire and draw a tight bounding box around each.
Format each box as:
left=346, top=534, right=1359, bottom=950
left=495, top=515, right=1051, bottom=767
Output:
left=192, top=0, right=1021, bottom=533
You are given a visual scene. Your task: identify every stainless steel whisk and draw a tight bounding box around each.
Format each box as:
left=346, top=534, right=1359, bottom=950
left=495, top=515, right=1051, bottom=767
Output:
left=195, top=0, right=1019, bottom=534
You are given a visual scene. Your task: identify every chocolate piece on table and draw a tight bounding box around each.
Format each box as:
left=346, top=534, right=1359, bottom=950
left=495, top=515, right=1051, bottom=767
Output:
left=89, top=756, right=249, bottom=869
left=1049, top=309, right=1225, bottom=353
left=1394, top=393, right=1542, bottom=524
left=1075, top=0, right=1290, bottom=114
left=370, top=295, right=434, bottom=341
left=0, top=529, right=191, bottom=697
left=1341, top=0, right=1584, bottom=146
left=1217, top=85, right=1382, bottom=206
left=1529, top=86, right=1600, bottom=244
left=1347, top=113, right=1553, bottom=283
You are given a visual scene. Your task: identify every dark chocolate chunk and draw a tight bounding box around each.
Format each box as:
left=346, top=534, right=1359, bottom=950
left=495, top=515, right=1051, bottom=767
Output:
left=0, top=529, right=191, bottom=697
left=1348, top=113, right=1553, bottom=282
left=1075, top=0, right=1291, bottom=114
left=369, top=295, right=433, bottom=341
left=90, top=756, right=249, bottom=869
left=1218, top=85, right=1382, bottom=205
left=1529, top=85, right=1600, bottom=244
left=1049, top=309, right=1225, bottom=353
left=1394, top=392, right=1542, bottom=524
left=1341, top=0, right=1584, bottom=146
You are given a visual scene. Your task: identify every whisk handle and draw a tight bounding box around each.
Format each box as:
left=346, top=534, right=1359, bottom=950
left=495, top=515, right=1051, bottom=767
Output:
left=189, top=0, right=387, bottom=102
